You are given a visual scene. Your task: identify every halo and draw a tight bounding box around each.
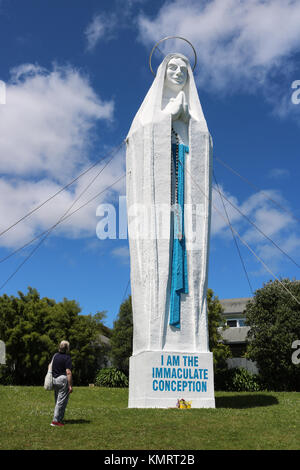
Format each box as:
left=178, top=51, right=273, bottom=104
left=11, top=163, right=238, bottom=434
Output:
left=149, top=36, right=197, bottom=76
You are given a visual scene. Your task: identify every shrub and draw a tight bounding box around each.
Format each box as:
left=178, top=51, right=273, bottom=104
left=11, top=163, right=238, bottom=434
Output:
left=95, top=367, right=128, bottom=388
left=0, top=365, right=14, bottom=385
left=214, top=368, right=235, bottom=391
left=215, top=367, right=262, bottom=392
left=230, top=368, right=261, bottom=392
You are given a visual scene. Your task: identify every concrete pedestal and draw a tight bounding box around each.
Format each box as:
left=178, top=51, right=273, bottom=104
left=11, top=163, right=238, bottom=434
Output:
left=128, top=350, right=215, bottom=408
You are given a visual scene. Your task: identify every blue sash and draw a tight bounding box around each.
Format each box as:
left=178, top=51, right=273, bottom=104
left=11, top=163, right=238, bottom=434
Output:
left=169, top=144, right=189, bottom=329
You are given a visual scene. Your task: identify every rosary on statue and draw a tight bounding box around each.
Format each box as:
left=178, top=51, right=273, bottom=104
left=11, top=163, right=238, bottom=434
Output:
left=170, top=126, right=189, bottom=328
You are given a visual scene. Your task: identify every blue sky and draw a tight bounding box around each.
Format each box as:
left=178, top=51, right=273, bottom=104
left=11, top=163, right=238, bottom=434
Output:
left=0, top=0, right=300, bottom=328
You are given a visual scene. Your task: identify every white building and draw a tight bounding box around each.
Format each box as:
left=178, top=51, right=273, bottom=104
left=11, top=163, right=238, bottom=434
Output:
left=219, top=297, right=258, bottom=374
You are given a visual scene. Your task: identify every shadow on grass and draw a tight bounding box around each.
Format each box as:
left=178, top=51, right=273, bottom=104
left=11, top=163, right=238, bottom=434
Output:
left=64, top=419, right=91, bottom=425
left=216, top=394, right=279, bottom=409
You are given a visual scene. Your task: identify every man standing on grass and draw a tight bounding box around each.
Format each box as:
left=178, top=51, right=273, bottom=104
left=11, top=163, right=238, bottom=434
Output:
left=50, top=340, right=73, bottom=427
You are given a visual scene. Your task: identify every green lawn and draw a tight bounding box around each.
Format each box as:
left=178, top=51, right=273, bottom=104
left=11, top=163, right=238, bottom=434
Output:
left=0, top=386, right=299, bottom=450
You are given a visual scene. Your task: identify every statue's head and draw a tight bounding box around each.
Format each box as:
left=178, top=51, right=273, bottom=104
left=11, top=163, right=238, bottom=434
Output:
left=164, top=55, right=188, bottom=93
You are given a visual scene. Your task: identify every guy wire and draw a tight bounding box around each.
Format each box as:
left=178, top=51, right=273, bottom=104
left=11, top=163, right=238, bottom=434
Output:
left=0, top=140, right=125, bottom=238
left=183, top=163, right=300, bottom=307
left=213, top=171, right=254, bottom=295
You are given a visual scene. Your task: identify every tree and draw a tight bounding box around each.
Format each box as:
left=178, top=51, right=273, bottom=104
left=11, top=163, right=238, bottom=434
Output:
left=245, top=279, right=300, bottom=391
left=67, top=311, right=110, bottom=385
left=0, top=287, right=109, bottom=385
left=207, top=288, right=231, bottom=375
left=110, top=296, right=133, bottom=375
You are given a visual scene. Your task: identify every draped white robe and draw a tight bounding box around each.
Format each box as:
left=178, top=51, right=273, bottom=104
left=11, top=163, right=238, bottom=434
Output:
left=126, top=53, right=213, bottom=355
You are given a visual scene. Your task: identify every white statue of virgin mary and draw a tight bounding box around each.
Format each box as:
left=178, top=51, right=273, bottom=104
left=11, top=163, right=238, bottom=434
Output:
left=126, top=53, right=213, bottom=357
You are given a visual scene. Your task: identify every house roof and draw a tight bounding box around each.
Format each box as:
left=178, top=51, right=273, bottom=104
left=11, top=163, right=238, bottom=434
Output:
left=220, top=298, right=252, bottom=316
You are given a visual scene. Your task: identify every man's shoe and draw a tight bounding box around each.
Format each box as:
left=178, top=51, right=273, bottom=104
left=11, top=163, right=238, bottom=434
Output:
left=50, top=421, right=64, bottom=427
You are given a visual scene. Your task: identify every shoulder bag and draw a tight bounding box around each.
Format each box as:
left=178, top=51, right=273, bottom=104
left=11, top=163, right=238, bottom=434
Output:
left=44, top=354, right=56, bottom=391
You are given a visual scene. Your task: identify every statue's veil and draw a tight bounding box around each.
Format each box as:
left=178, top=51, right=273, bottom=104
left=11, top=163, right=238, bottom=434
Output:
left=127, top=53, right=208, bottom=138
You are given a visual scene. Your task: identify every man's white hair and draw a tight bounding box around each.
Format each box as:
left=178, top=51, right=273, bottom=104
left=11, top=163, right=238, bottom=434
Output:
left=59, top=340, right=70, bottom=353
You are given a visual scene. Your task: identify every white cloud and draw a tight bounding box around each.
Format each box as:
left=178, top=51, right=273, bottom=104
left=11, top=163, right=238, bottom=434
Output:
left=211, top=184, right=300, bottom=274
left=138, top=0, right=300, bottom=94
left=0, top=63, right=114, bottom=181
left=111, top=245, right=130, bottom=264
left=211, top=184, right=241, bottom=236
left=0, top=148, right=125, bottom=250
left=0, top=63, right=127, bottom=251
left=85, top=13, right=117, bottom=51
left=242, top=207, right=293, bottom=244
left=267, top=168, right=290, bottom=179
left=84, top=2, right=150, bottom=52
